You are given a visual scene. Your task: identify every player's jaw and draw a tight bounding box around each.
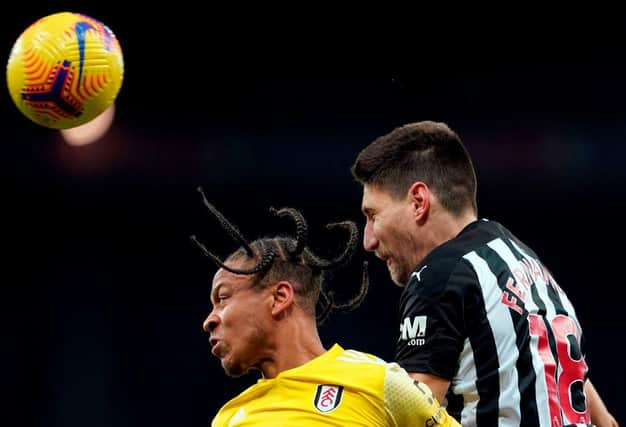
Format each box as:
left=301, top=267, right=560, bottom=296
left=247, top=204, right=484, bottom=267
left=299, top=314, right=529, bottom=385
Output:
left=387, top=257, right=412, bottom=286
left=212, top=338, right=247, bottom=377
left=212, top=325, right=269, bottom=377
left=375, top=248, right=411, bottom=287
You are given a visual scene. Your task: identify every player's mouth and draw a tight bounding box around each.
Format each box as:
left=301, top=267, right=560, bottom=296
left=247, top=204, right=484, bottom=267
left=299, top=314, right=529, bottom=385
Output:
left=375, top=251, right=388, bottom=261
left=210, top=338, right=221, bottom=356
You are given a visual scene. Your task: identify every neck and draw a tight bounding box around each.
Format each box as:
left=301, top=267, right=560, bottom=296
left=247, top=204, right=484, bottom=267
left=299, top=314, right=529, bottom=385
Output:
left=257, top=312, right=326, bottom=379
left=415, top=208, right=477, bottom=266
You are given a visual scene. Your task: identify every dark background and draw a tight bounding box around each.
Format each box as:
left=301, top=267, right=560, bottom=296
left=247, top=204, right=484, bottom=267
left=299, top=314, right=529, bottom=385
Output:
left=1, top=4, right=625, bottom=427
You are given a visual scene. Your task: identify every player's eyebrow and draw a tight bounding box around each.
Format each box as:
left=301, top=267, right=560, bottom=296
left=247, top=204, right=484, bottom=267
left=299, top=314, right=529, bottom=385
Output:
left=210, top=283, right=225, bottom=305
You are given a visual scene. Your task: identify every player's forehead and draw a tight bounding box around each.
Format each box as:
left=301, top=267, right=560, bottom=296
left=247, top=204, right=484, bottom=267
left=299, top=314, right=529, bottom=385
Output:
left=362, top=184, right=393, bottom=212
left=211, top=259, right=251, bottom=291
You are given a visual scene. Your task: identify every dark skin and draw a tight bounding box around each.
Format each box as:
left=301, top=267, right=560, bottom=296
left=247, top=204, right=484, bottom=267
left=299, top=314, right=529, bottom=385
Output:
left=203, top=258, right=325, bottom=379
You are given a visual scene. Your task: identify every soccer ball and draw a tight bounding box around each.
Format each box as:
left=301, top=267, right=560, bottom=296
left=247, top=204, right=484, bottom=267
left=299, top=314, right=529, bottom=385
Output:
left=6, top=12, right=124, bottom=129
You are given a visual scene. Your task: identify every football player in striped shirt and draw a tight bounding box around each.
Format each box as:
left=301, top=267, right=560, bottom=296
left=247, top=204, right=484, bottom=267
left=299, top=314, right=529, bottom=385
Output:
left=190, top=188, right=460, bottom=427
left=351, top=121, right=618, bottom=427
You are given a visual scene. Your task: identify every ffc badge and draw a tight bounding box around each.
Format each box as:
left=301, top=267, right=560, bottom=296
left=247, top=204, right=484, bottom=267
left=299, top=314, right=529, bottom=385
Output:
left=313, top=384, right=344, bottom=413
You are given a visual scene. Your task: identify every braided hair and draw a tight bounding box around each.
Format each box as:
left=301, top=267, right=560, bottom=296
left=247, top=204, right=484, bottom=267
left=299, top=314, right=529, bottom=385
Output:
left=191, top=187, right=369, bottom=324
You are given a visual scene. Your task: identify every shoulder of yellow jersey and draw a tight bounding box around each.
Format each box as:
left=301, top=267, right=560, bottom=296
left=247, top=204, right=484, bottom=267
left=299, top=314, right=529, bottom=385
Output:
left=211, top=344, right=461, bottom=427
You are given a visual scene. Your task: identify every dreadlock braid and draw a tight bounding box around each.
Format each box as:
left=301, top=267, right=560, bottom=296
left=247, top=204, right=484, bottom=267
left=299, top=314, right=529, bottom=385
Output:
left=328, top=261, right=369, bottom=312
left=192, top=190, right=369, bottom=324
left=315, top=284, right=334, bottom=325
left=191, top=235, right=276, bottom=275
left=269, top=206, right=308, bottom=258
left=197, top=187, right=253, bottom=256
left=303, top=221, right=359, bottom=270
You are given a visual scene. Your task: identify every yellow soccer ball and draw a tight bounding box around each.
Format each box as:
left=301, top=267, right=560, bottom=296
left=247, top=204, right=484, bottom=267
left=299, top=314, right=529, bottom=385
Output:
left=6, top=12, right=124, bottom=129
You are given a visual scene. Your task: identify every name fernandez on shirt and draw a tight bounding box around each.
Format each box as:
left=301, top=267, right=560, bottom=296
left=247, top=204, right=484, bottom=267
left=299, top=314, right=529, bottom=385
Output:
left=499, top=253, right=563, bottom=315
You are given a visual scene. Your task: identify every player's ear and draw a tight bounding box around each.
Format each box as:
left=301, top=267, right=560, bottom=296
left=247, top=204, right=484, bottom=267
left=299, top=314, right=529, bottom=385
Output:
left=271, top=281, right=295, bottom=318
left=408, top=181, right=430, bottom=221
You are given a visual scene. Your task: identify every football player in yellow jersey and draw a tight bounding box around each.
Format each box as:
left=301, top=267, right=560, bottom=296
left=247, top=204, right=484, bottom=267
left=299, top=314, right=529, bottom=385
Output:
left=190, top=188, right=461, bottom=427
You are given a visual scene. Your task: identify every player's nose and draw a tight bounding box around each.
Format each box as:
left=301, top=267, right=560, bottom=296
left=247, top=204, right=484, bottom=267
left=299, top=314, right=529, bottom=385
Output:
left=203, top=312, right=220, bottom=333
left=363, top=220, right=378, bottom=252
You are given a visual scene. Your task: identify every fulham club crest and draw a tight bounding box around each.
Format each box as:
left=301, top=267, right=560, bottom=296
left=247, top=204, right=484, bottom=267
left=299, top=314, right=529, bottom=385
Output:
left=313, top=384, right=344, bottom=413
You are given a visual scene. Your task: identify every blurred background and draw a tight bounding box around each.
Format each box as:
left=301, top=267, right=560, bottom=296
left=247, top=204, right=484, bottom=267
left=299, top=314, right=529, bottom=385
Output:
left=2, top=4, right=625, bottom=427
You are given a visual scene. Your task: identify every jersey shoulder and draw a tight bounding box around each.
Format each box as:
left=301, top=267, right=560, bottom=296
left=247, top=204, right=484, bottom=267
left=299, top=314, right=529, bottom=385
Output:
left=405, top=220, right=511, bottom=295
left=211, top=380, right=267, bottom=426
left=294, top=346, right=390, bottom=388
left=274, top=345, right=391, bottom=395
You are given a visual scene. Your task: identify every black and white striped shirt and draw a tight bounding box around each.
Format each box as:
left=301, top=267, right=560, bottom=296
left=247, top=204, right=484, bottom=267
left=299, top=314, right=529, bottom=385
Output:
left=396, top=219, right=590, bottom=427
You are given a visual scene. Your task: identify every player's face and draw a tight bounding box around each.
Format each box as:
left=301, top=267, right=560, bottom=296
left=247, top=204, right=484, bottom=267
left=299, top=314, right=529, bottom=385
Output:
left=203, top=260, right=272, bottom=377
left=361, top=184, right=420, bottom=286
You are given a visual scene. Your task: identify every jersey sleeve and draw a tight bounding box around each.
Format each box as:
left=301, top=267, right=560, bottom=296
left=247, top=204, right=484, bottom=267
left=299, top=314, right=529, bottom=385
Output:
left=383, top=362, right=461, bottom=427
left=396, top=258, right=479, bottom=379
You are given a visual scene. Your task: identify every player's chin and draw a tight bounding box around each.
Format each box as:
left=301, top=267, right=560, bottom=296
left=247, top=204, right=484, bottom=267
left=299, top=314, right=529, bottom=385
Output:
left=389, top=267, right=409, bottom=287
left=222, top=358, right=246, bottom=378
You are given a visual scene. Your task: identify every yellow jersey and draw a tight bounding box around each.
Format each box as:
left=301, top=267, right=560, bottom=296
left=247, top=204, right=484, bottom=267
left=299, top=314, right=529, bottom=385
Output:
left=212, top=343, right=460, bottom=427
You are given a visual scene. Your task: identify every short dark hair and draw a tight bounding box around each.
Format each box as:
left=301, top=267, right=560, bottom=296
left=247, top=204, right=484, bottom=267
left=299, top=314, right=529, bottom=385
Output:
left=351, top=121, right=477, bottom=215
left=191, top=189, right=368, bottom=324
